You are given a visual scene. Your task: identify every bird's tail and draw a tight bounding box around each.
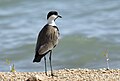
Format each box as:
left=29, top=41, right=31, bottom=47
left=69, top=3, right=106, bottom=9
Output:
left=33, top=51, right=44, bottom=62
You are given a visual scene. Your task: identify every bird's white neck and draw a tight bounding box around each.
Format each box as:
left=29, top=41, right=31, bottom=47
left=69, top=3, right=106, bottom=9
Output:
left=47, top=15, right=57, bottom=26
left=47, top=19, right=56, bottom=26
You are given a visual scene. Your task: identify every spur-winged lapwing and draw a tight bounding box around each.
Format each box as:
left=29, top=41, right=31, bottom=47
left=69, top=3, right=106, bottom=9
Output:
left=33, top=11, right=62, bottom=76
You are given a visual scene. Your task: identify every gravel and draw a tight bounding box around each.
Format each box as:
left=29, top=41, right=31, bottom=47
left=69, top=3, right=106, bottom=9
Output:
left=0, top=68, right=120, bottom=81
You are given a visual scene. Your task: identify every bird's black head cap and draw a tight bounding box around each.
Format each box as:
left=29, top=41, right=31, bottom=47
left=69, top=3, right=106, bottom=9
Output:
left=47, top=11, right=62, bottom=20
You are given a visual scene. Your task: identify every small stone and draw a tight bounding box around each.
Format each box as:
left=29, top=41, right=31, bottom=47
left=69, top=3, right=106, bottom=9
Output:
left=26, top=75, right=44, bottom=81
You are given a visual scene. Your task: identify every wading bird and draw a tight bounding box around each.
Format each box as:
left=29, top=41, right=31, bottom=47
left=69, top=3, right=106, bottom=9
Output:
left=33, top=11, right=62, bottom=76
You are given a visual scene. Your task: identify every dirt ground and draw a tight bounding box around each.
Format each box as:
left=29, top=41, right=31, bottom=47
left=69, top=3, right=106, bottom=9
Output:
left=0, top=68, right=120, bottom=81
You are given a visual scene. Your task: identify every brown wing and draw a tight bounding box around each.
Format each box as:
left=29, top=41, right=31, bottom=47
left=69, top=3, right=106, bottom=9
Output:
left=36, top=24, right=59, bottom=55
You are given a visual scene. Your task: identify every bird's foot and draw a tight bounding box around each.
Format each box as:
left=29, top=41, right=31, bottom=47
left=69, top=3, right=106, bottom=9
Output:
left=47, top=73, right=58, bottom=77
left=51, top=73, right=58, bottom=77
left=45, top=72, right=47, bottom=76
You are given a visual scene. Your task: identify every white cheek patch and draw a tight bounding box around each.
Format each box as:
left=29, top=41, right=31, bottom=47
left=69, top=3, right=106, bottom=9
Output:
left=49, top=15, right=58, bottom=20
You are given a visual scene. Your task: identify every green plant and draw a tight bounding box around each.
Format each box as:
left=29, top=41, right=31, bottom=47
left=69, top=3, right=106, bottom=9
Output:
left=5, top=58, right=16, bottom=72
left=5, top=58, right=11, bottom=65
left=10, top=64, right=16, bottom=72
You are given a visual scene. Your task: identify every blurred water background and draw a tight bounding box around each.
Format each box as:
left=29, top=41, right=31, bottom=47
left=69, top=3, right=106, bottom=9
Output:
left=0, top=0, right=120, bottom=72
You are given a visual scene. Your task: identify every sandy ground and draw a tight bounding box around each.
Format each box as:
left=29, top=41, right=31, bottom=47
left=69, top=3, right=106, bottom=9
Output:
left=0, top=68, right=120, bottom=81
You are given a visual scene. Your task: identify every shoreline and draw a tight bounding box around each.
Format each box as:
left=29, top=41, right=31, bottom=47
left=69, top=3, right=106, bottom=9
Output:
left=0, top=68, right=120, bottom=81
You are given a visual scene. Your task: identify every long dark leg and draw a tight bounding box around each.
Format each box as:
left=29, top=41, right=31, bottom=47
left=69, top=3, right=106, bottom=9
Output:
left=49, top=50, right=54, bottom=76
left=44, top=56, right=47, bottom=75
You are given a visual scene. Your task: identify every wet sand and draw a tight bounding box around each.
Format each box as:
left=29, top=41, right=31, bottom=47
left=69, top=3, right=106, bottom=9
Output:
left=0, top=68, right=120, bottom=81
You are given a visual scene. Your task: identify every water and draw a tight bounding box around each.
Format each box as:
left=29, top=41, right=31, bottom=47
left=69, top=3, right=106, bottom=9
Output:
left=0, top=0, right=120, bottom=72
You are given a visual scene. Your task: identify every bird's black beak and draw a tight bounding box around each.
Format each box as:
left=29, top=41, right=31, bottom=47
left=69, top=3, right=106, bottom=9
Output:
left=55, top=15, right=62, bottom=21
left=58, top=15, right=62, bottom=18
